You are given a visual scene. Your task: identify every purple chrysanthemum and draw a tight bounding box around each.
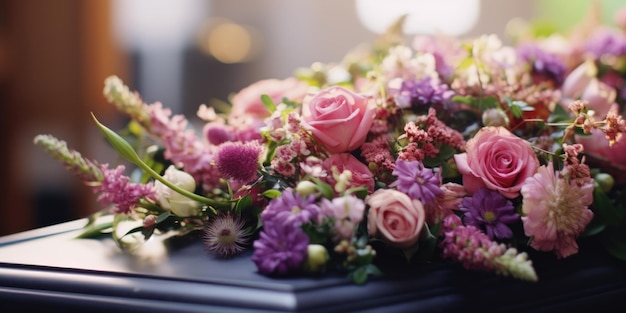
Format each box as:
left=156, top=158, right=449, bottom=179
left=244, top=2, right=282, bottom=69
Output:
left=252, top=220, right=309, bottom=275
left=391, top=158, right=442, bottom=206
left=94, top=164, right=156, bottom=214
left=395, top=77, right=453, bottom=109
left=260, top=188, right=321, bottom=226
left=584, top=28, right=626, bottom=58
left=459, top=187, right=519, bottom=240
left=215, top=141, right=262, bottom=183
left=517, top=43, right=567, bottom=86
left=204, top=214, right=251, bottom=258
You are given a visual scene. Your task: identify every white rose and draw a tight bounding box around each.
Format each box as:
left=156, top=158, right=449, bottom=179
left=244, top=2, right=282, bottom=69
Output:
left=154, top=165, right=200, bottom=217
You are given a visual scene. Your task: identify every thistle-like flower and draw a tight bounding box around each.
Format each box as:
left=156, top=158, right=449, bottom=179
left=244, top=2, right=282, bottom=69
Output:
left=215, top=141, right=262, bottom=183
left=204, top=214, right=251, bottom=258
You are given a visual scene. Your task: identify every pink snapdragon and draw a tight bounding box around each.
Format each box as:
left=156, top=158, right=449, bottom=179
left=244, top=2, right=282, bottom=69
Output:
left=93, top=164, right=156, bottom=214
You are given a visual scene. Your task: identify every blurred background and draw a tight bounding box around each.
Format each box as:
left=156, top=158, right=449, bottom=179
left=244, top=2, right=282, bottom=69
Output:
left=0, top=0, right=622, bottom=236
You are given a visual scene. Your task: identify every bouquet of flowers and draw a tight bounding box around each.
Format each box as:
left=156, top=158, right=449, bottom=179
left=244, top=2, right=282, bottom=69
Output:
left=35, top=8, right=626, bottom=284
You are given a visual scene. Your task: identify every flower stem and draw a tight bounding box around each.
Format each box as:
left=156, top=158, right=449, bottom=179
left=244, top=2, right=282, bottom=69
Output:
left=91, top=112, right=230, bottom=209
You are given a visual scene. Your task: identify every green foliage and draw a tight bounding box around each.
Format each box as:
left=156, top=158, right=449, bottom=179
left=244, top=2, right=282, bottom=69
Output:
left=260, top=94, right=276, bottom=114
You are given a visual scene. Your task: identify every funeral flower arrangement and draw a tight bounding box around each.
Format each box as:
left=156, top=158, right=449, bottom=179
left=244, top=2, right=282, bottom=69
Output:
left=35, top=9, right=626, bottom=284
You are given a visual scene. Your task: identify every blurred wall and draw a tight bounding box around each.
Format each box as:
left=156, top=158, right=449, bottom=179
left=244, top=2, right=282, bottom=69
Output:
left=0, top=0, right=128, bottom=236
left=0, top=0, right=537, bottom=236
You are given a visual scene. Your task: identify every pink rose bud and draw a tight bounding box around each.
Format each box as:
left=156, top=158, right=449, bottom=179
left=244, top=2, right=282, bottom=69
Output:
left=482, top=108, right=510, bottom=127
left=561, top=59, right=597, bottom=99
left=302, top=86, right=376, bottom=154
left=366, top=189, right=425, bottom=249
left=580, top=79, right=617, bottom=119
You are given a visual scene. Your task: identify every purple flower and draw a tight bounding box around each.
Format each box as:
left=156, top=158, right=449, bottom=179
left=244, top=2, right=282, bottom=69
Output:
left=215, top=141, right=262, bottom=183
left=459, top=188, right=519, bottom=240
left=395, top=77, right=453, bottom=109
left=94, top=164, right=156, bottom=214
left=585, top=28, right=626, bottom=58
left=517, top=43, right=567, bottom=86
left=252, top=220, right=309, bottom=275
left=391, top=158, right=442, bottom=206
left=260, top=188, right=321, bottom=226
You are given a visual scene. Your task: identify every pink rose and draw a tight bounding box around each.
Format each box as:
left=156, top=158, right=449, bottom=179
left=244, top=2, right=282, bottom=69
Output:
left=453, top=126, right=539, bottom=199
left=367, top=189, right=425, bottom=249
left=229, top=77, right=309, bottom=128
left=321, top=153, right=375, bottom=193
left=301, top=86, right=376, bottom=154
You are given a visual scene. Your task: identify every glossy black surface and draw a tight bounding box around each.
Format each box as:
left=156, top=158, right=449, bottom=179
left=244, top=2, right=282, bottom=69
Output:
left=0, top=219, right=625, bottom=312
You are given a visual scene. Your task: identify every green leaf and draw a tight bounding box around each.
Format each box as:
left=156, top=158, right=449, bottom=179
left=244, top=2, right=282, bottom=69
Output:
left=92, top=113, right=142, bottom=164
left=581, top=215, right=606, bottom=237
left=602, top=227, right=626, bottom=261
left=548, top=103, right=572, bottom=123
left=510, top=105, right=523, bottom=118
left=262, top=189, right=282, bottom=199
left=451, top=95, right=473, bottom=104
left=311, top=177, right=334, bottom=199
left=234, top=195, right=253, bottom=214
left=156, top=212, right=172, bottom=224
left=261, top=94, right=276, bottom=114
left=350, top=266, right=368, bottom=285
left=75, top=220, right=113, bottom=239
left=593, top=183, right=624, bottom=227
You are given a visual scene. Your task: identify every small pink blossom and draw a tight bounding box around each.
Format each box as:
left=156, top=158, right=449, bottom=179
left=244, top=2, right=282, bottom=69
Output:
left=319, top=195, right=365, bottom=241
left=94, top=164, right=156, bottom=214
left=321, top=153, right=375, bottom=193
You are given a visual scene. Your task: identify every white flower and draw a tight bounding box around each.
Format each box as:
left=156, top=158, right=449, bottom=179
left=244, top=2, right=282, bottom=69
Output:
left=154, top=165, right=200, bottom=217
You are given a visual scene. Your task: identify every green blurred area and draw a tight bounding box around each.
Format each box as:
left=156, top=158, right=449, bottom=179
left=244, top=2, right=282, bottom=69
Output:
left=532, top=0, right=623, bottom=33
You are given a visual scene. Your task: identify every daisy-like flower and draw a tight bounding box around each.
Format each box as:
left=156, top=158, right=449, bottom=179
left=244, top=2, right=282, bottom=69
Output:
left=459, top=187, right=519, bottom=240
left=521, top=163, right=594, bottom=258
left=391, top=158, right=442, bottom=206
left=204, top=214, right=251, bottom=258
left=215, top=141, right=262, bottom=183
left=252, top=220, right=309, bottom=275
left=260, top=188, right=321, bottom=226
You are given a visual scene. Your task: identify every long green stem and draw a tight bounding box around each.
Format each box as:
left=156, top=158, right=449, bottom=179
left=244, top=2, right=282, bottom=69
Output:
left=91, top=113, right=229, bottom=209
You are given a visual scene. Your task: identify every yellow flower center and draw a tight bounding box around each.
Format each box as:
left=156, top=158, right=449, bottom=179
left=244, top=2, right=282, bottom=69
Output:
left=484, top=211, right=496, bottom=222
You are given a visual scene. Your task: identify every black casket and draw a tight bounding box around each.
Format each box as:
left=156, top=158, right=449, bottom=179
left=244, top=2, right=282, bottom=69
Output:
left=0, top=218, right=625, bottom=312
